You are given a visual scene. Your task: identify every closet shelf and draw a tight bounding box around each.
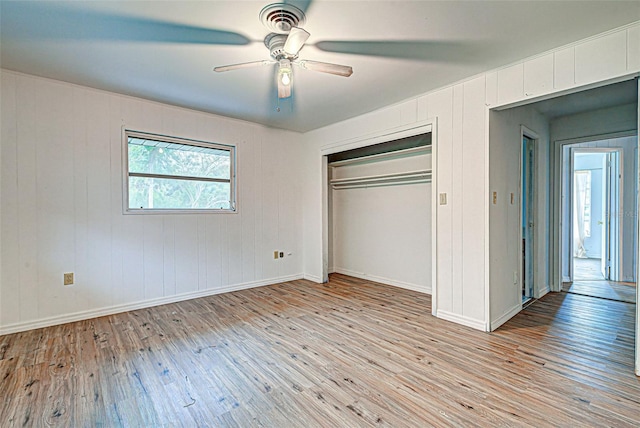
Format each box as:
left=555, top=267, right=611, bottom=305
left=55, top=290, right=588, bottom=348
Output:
left=330, top=169, right=432, bottom=190
left=328, top=145, right=431, bottom=167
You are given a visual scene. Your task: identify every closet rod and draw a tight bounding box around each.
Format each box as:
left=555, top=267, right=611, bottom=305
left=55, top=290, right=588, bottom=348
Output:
left=332, top=178, right=431, bottom=190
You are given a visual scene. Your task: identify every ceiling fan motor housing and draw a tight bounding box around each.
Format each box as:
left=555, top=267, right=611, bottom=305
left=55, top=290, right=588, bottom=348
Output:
left=264, top=33, right=290, bottom=60
left=259, top=3, right=306, bottom=34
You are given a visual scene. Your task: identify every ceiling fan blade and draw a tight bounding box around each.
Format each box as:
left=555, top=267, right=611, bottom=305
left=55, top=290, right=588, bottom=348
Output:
left=313, top=40, right=480, bottom=63
left=294, top=60, right=353, bottom=77
left=284, top=0, right=313, bottom=14
left=1, top=2, right=251, bottom=46
left=283, top=27, right=310, bottom=56
left=214, top=61, right=276, bottom=73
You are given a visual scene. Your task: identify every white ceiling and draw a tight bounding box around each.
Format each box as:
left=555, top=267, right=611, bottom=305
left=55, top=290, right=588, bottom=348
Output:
left=1, top=1, right=639, bottom=132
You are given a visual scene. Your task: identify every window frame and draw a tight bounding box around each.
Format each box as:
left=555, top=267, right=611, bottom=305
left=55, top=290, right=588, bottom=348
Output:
left=122, top=129, right=237, bottom=214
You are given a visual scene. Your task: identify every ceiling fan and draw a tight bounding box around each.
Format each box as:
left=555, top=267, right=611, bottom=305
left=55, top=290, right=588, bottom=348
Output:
left=213, top=3, right=353, bottom=99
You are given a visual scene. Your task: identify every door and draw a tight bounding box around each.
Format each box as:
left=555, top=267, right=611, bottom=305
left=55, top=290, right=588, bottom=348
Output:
left=522, top=136, right=535, bottom=301
left=601, top=152, right=621, bottom=280
left=602, top=154, right=611, bottom=279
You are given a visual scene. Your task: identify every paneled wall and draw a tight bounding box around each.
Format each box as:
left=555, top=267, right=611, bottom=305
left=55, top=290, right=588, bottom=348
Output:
left=0, top=71, right=303, bottom=334
left=303, top=22, right=640, bottom=330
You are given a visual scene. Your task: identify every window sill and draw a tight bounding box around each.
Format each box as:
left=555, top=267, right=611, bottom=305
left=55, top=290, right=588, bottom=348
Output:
left=123, top=208, right=238, bottom=215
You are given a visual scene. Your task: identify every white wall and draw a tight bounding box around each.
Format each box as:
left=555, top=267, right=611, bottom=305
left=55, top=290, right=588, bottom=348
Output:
left=0, top=71, right=304, bottom=334
left=551, top=103, right=638, bottom=142
left=302, top=22, right=640, bottom=331
left=488, top=105, right=551, bottom=330
left=330, top=152, right=432, bottom=293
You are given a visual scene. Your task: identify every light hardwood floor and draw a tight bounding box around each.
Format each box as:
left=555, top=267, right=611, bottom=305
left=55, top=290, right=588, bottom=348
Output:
left=1, top=274, right=638, bottom=427
left=573, top=257, right=605, bottom=281
left=563, top=280, right=637, bottom=303
left=568, top=256, right=636, bottom=303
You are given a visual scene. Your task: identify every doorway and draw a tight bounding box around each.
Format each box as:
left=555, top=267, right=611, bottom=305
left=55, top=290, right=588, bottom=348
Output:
left=572, top=150, right=619, bottom=281
left=561, top=141, right=636, bottom=303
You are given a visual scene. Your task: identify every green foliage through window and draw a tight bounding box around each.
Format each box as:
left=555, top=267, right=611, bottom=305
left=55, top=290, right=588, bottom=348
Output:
left=125, top=131, right=235, bottom=212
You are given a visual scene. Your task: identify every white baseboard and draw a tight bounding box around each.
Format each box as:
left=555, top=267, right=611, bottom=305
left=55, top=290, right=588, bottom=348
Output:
left=490, top=304, right=522, bottom=331
left=333, top=267, right=431, bottom=295
left=536, top=285, right=551, bottom=299
left=303, top=273, right=323, bottom=283
left=0, top=274, right=304, bottom=336
left=436, top=310, right=487, bottom=331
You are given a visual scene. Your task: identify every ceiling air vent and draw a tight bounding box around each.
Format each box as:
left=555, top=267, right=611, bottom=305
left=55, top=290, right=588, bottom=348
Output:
left=259, top=3, right=306, bottom=34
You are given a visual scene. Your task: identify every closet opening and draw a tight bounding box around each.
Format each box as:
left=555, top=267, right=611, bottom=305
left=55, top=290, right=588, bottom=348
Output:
left=326, top=132, right=433, bottom=297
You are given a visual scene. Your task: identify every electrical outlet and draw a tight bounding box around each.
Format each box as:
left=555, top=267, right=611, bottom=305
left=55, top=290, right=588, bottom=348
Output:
left=279, top=252, right=284, bottom=258
left=513, top=271, right=518, bottom=285
left=64, top=272, right=74, bottom=286
left=274, top=251, right=279, bottom=260
left=492, top=192, right=497, bottom=204
left=510, top=193, right=514, bottom=205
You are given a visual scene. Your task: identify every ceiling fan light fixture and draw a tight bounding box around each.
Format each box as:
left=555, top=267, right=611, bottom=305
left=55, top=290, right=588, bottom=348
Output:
left=277, top=59, right=293, bottom=98
left=278, top=59, right=292, bottom=85
left=281, top=71, right=291, bottom=86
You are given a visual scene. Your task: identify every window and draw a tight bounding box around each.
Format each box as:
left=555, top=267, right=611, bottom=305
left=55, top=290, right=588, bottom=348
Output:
left=124, top=130, right=236, bottom=213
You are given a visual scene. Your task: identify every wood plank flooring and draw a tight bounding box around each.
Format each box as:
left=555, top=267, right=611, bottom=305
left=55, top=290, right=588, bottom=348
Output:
left=563, top=280, right=637, bottom=303
left=574, top=257, right=605, bottom=281
left=569, top=257, right=637, bottom=303
left=1, top=273, right=639, bottom=427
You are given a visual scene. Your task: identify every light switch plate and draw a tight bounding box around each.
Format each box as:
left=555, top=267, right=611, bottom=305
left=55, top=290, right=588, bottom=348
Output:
left=439, top=193, right=447, bottom=205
